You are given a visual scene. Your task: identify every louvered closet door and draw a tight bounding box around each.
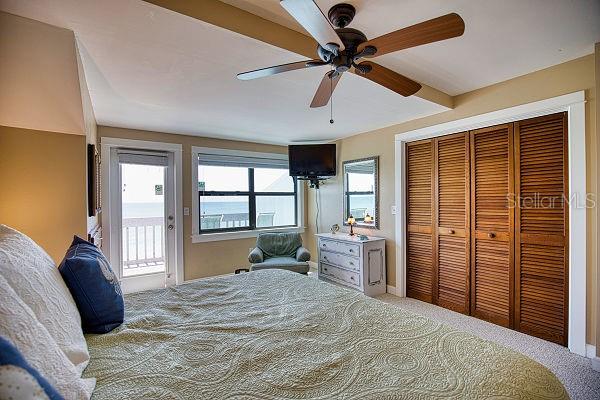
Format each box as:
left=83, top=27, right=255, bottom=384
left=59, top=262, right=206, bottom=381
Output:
left=514, top=113, right=568, bottom=345
left=470, top=124, right=514, bottom=327
left=434, top=133, right=470, bottom=314
left=406, top=140, right=434, bottom=302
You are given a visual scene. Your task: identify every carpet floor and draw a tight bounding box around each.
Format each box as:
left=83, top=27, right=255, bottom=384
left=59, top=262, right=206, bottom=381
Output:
left=376, top=294, right=600, bottom=400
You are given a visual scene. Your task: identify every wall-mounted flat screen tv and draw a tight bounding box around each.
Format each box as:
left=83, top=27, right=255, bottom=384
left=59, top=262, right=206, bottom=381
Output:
left=288, top=144, right=336, bottom=178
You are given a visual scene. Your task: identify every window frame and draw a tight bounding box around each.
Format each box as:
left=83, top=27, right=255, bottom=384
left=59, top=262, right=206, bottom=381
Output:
left=191, top=147, right=304, bottom=243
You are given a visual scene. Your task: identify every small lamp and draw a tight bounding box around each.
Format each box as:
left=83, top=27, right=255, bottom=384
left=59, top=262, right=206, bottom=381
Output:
left=364, top=213, right=373, bottom=223
left=347, top=214, right=356, bottom=236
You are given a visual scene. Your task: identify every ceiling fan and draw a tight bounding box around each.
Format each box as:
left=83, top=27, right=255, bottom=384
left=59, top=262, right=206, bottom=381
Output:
left=237, top=0, right=465, bottom=108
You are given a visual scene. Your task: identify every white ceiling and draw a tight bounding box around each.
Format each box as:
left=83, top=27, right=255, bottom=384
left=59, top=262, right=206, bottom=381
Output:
left=1, top=1, right=598, bottom=145
left=223, top=0, right=600, bottom=95
left=0, top=0, right=448, bottom=145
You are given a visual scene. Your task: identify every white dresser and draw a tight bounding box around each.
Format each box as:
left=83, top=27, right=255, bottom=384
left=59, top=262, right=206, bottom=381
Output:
left=316, top=233, right=386, bottom=297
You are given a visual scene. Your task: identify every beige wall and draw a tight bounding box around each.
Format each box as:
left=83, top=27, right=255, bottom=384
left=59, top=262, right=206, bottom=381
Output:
left=98, top=126, right=307, bottom=280
left=0, top=12, right=85, bottom=135
left=595, top=43, right=600, bottom=357
left=76, top=41, right=100, bottom=232
left=0, top=126, right=87, bottom=262
left=0, top=12, right=94, bottom=264
left=307, top=54, right=598, bottom=345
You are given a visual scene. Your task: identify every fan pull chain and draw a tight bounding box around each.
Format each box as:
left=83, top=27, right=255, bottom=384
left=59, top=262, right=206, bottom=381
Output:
left=329, top=71, right=334, bottom=124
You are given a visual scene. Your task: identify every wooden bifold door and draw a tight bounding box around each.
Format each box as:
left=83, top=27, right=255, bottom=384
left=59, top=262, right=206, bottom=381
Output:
left=470, top=124, right=514, bottom=328
left=405, top=112, right=568, bottom=346
left=433, top=133, right=470, bottom=314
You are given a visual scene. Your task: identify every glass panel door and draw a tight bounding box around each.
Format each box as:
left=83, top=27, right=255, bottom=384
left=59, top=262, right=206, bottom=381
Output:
left=120, top=163, right=166, bottom=277
left=111, top=150, right=175, bottom=294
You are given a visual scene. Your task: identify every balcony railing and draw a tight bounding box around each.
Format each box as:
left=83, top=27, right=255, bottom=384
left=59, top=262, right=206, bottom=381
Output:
left=122, top=217, right=165, bottom=274
left=200, top=212, right=275, bottom=230
left=201, top=213, right=250, bottom=230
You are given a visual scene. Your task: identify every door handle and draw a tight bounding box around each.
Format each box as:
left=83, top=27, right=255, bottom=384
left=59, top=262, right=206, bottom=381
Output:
left=168, top=224, right=174, bottom=230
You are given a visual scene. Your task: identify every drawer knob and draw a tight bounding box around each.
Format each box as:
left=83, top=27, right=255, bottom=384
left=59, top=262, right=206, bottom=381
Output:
left=349, top=249, right=354, bottom=253
left=488, top=232, right=496, bottom=239
left=323, top=267, right=328, bottom=271
left=350, top=276, right=355, bottom=280
left=448, top=229, right=455, bottom=234
left=323, top=256, right=328, bottom=260
left=349, top=262, right=354, bottom=266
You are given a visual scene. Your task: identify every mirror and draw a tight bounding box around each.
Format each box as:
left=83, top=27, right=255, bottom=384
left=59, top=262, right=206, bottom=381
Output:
left=343, top=156, right=379, bottom=229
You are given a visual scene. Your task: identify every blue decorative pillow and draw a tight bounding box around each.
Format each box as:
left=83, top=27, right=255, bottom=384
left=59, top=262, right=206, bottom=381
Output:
left=59, top=236, right=124, bottom=333
left=0, top=336, right=64, bottom=400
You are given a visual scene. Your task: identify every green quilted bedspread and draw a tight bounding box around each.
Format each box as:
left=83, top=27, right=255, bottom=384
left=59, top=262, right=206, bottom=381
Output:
left=84, top=269, right=568, bottom=399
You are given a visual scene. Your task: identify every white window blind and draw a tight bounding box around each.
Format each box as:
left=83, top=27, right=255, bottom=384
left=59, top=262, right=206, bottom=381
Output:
left=118, top=151, right=168, bottom=166
left=197, top=152, right=288, bottom=169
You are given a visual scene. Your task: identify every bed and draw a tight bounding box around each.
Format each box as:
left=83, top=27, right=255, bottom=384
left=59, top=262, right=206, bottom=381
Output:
left=84, top=269, right=568, bottom=399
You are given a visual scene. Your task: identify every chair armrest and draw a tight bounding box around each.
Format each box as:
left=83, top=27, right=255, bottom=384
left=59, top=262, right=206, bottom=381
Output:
left=248, top=247, right=264, bottom=263
left=295, top=246, right=311, bottom=262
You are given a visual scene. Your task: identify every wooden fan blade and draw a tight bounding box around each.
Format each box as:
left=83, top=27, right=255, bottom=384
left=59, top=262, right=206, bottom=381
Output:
left=237, top=60, right=327, bottom=80
left=353, top=61, right=421, bottom=97
left=358, top=13, right=465, bottom=57
left=281, top=0, right=345, bottom=53
left=310, top=71, right=342, bottom=108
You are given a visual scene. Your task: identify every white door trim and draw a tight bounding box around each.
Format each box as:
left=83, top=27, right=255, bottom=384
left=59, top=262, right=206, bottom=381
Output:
left=394, top=91, right=587, bottom=356
left=101, top=137, right=184, bottom=288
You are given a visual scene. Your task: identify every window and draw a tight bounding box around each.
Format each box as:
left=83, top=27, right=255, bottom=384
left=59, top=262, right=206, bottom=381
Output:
left=344, top=160, right=376, bottom=223
left=192, top=148, right=301, bottom=239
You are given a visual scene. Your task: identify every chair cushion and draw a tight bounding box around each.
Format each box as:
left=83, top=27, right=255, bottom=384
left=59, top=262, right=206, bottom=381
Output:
left=0, top=275, right=95, bottom=399
left=256, top=232, right=303, bottom=259
left=59, top=236, right=124, bottom=334
left=250, top=257, right=309, bottom=274
left=295, top=246, right=311, bottom=262
left=0, top=336, right=64, bottom=400
left=248, top=247, right=264, bottom=263
left=0, top=225, right=89, bottom=373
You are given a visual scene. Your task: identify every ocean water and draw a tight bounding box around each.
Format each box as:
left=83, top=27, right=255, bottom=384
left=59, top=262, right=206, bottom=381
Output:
left=122, top=202, right=248, bottom=218
left=123, top=197, right=375, bottom=220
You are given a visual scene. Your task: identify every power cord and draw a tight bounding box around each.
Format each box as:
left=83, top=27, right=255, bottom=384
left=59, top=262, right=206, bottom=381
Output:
left=315, top=187, right=320, bottom=234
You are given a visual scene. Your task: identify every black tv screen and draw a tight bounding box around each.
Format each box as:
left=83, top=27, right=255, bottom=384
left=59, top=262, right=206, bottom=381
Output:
left=288, top=144, right=336, bottom=177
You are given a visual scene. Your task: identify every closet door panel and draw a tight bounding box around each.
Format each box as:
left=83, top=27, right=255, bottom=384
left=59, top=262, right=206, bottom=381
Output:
left=470, top=124, right=514, bottom=328
left=515, top=112, right=568, bottom=345
left=434, top=133, right=470, bottom=314
left=406, top=140, right=434, bottom=302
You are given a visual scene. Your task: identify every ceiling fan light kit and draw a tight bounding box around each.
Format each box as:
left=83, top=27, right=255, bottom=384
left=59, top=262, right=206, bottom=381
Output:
left=237, top=0, right=465, bottom=112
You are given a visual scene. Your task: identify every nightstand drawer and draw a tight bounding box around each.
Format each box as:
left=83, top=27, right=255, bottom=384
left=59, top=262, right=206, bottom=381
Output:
left=320, top=263, right=360, bottom=288
left=319, top=239, right=360, bottom=257
left=320, top=251, right=359, bottom=272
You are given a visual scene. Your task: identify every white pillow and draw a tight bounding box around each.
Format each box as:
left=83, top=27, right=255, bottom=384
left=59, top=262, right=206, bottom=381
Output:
left=0, top=225, right=90, bottom=373
left=0, top=274, right=95, bottom=399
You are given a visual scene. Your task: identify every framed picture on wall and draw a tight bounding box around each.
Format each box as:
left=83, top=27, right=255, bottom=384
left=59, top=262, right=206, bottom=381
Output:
left=87, top=143, right=101, bottom=217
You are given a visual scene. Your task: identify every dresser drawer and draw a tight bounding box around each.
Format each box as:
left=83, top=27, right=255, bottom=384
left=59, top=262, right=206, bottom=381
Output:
left=319, top=239, right=360, bottom=258
left=320, top=263, right=360, bottom=288
left=320, top=251, right=359, bottom=272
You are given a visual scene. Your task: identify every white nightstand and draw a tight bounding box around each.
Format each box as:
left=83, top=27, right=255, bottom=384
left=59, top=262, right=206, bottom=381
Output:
left=316, top=233, right=386, bottom=297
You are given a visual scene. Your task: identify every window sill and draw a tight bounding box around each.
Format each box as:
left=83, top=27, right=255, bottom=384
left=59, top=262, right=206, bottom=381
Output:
left=191, top=226, right=305, bottom=243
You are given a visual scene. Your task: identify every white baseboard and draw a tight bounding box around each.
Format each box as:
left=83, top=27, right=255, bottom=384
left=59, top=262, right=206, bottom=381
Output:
left=386, top=285, right=398, bottom=296
left=592, top=356, right=600, bottom=372
left=308, top=261, right=318, bottom=271
left=586, top=344, right=596, bottom=359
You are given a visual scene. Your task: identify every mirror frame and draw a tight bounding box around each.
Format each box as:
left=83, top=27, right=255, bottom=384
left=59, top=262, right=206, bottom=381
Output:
left=342, top=156, right=379, bottom=230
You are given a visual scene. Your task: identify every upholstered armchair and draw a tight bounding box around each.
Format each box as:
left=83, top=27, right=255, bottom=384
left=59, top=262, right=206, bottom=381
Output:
left=248, top=232, right=310, bottom=274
